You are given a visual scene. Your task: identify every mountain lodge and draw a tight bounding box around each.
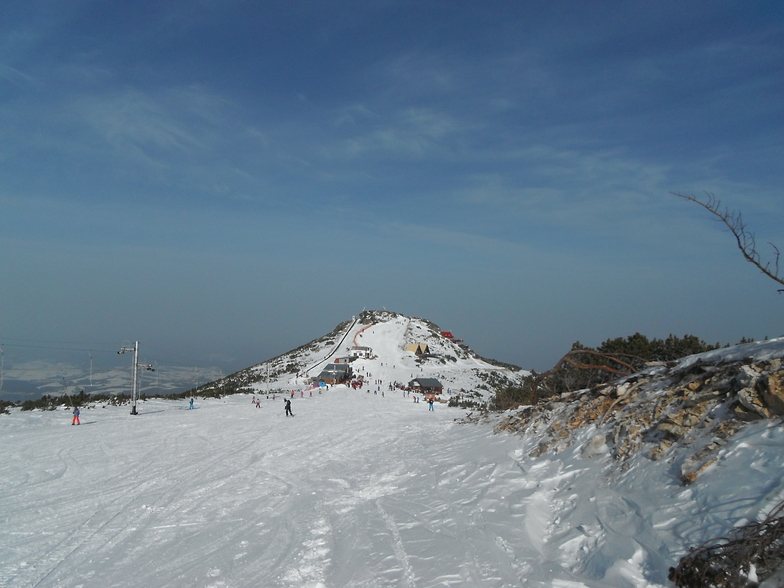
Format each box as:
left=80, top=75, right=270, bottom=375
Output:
left=408, top=377, right=443, bottom=394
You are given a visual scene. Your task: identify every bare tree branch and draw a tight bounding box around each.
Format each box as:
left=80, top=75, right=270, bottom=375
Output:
left=529, top=349, right=647, bottom=403
left=674, top=192, right=784, bottom=289
left=669, top=496, right=784, bottom=587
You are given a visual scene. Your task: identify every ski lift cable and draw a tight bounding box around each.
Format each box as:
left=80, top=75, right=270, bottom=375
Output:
left=0, top=336, right=118, bottom=347
left=0, top=342, right=117, bottom=354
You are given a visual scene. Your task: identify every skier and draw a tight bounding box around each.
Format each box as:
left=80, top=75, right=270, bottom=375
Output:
left=72, top=406, right=81, bottom=425
left=428, top=398, right=435, bottom=411
left=189, top=397, right=194, bottom=409
left=285, top=398, right=293, bottom=417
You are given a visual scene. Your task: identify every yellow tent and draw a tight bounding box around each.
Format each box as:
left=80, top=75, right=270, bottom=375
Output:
left=406, top=343, right=430, bottom=355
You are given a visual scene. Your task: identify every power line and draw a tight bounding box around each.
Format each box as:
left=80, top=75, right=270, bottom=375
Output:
left=1, top=342, right=228, bottom=371
left=0, top=342, right=117, bottom=354
left=0, top=362, right=223, bottom=374
left=0, top=336, right=119, bottom=346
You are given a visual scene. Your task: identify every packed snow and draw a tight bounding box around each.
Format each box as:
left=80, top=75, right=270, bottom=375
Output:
left=3, top=321, right=784, bottom=588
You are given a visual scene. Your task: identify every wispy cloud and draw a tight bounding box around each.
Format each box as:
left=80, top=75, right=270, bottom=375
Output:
left=0, top=62, right=35, bottom=86
left=74, top=87, right=215, bottom=154
left=322, top=107, right=466, bottom=160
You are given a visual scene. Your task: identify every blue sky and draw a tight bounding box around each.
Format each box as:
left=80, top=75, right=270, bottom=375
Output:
left=1, top=1, right=783, bottom=378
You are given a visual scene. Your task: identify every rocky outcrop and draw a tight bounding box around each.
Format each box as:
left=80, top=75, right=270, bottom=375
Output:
left=762, top=367, right=784, bottom=415
left=496, top=354, right=784, bottom=485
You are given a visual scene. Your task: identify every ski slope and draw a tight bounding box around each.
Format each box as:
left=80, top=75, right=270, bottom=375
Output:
left=3, top=376, right=784, bottom=587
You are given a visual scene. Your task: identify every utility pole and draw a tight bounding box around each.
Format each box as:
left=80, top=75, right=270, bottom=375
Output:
left=118, top=341, right=154, bottom=415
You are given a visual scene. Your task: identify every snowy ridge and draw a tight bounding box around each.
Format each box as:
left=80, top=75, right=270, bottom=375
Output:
left=498, top=337, right=784, bottom=468
left=492, top=338, right=784, bottom=585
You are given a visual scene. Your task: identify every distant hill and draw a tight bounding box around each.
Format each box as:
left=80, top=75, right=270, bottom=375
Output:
left=191, top=310, right=529, bottom=401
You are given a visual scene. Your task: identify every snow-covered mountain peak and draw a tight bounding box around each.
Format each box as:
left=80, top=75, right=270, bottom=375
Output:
left=201, top=310, right=529, bottom=399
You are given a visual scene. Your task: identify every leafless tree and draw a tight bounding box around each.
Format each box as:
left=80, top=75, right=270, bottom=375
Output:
left=669, top=497, right=784, bottom=587
left=528, top=349, right=646, bottom=404
left=675, top=192, right=784, bottom=291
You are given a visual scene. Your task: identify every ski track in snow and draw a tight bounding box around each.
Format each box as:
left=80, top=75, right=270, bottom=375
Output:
left=1, top=389, right=583, bottom=588
left=3, top=326, right=784, bottom=588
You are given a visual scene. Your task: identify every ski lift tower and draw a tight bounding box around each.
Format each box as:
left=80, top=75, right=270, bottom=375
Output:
left=118, top=341, right=154, bottom=415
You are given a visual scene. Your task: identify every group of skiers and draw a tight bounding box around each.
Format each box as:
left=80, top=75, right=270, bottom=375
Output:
left=69, top=382, right=436, bottom=424
left=250, top=394, right=295, bottom=416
